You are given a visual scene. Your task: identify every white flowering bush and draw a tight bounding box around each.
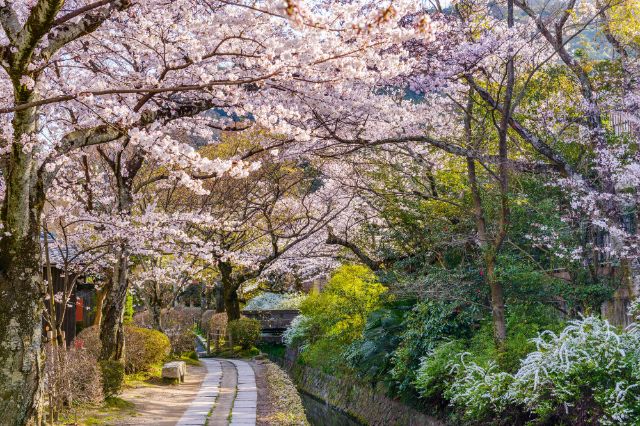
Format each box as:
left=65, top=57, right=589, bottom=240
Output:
left=244, top=292, right=306, bottom=310
left=283, top=314, right=313, bottom=348
left=508, top=316, right=640, bottom=424
left=444, top=355, right=514, bottom=420
left=277, top=293, right=307, bottom=309
left=433, top=316, right=640, bottom=424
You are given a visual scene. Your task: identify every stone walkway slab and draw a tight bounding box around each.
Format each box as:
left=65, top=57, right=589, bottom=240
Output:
left=176, top=359, right=222, bottom=426
left=173, top=358, right=257, bottom=426
left=208, top=360, right=238, bottom=426
left=229, top=360, right=257, bottom=426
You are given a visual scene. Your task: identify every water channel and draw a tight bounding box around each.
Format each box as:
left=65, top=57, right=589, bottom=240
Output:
left=300, top=391, right=364, bottom=426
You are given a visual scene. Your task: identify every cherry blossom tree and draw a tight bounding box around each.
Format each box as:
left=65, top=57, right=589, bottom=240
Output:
left=185, top=132, right=351, bottom=320
left=304, top=0, right=640, bottom=345
left=0, top=1, right=432, bottom=421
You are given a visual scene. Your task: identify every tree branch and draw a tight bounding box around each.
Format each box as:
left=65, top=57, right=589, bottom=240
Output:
left=39, top=0, right=132, bottom=62
left=326, top=227, right=382, bottom=271
left=0, top=2, right=20, bottom=44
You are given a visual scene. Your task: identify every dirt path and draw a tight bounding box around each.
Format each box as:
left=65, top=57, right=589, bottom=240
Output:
left=115, top=364, right=207, bottom=425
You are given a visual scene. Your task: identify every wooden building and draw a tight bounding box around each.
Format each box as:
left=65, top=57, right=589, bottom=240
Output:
left=42, top=234, right=96, bottom=347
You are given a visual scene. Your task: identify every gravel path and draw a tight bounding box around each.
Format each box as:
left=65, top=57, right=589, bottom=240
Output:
left=116, top=363, right=209, bottom=425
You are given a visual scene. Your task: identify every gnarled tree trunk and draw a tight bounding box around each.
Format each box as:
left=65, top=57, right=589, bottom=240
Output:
left=219, top=261, right=241, bottom=321
left=0, top=237, right=45, bottom=425
left=0, top=69, right=48, bottom=423
left=99, top=246, right=129, bottom=362
left=223, top=286, right=241, bottom=321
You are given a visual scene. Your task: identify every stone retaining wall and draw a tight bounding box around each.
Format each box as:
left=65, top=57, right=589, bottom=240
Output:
left=279, top=349, right=444, bottom=426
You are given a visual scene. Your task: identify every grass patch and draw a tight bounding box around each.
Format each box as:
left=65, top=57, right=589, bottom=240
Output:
left=104, top=396, right=135, bottom=410
left=169, top=354, right=203, bottom=366
left=208, top=345, right=260, bottom=359
left=124, top=363, right=164, bottom=387
left=59, top=397, right=136, bottom=425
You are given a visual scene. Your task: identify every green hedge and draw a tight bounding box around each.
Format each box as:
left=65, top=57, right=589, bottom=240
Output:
left=228, top=317, right=261, bottom=349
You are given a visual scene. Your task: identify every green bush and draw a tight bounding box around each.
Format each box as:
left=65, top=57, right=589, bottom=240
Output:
left=345, top=300, right=413, bottom=385
left=123, top=292, right=134, bottom=324
left=414, top=316, right=640, bottom=424
left=390, top=299, right=479, bottom=395
left=291, top=264, right=387, bottom=373
left=414, top=339, right=466, bottom=401
left=124, top=326, right=171, bottom=373
left=228, top=317, right=261, bottom=349
left=99, top=360, right=125, bottom=398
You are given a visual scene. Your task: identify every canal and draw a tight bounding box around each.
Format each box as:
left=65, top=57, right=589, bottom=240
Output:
left=300, top=391, right=364, bottom=426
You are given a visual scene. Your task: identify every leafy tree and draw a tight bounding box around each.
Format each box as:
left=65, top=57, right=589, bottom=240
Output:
left=295, top=264, right=387, bottom=372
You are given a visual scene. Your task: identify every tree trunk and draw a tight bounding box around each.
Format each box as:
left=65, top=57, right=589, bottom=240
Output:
left=99, top=246, right=129, bottom=361
left=486, top=258, right=506, bottom=347
left=0, top=243, right=45, bottom=426
left=0, top=85, right=46, bottom=424
left=224, top=286, right=241, bottom=321
left=98, top=151, right=138, bottom=362
left=0, top=182, right=45, bottom=423
left=150, top=304, right=163, bottom=332
left=219, top=261, right=241, bottom=321
left=93, top=283, right=108, bottom=327
left=214, top=282, right=225, bottom=313
left=149, top=286, right=163, bottom=332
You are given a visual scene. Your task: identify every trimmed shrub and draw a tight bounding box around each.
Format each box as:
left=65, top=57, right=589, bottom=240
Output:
left=67, top=347, right=104, bottom=404
left=99, top=360, right=125, bottom=398
left=228, top=317, right=261, bottom=349
left=74, top=325, right=171, bottom=373
left=134, top=307, right=199, bottom=355
left=124, top=325, right=170, bottom=373
left=74, top=325, right=102, bottom=359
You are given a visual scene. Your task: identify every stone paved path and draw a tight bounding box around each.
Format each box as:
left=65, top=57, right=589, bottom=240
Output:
left=176, top=358, right=257, bottom=426
left=208, top=361, right=237, bottom=426
left=176, top=359, right=222, bottom=425
left=229, top=360, right=257, bottom=426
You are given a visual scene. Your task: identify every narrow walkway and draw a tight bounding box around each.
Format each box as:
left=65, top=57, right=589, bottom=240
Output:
left=208, top=361, right=237, bottom=426
left=229, top=360, right=257, bottom=426
left=176, top=358, right=257, bottom=426
left=176, top=359, right=222, bottom=425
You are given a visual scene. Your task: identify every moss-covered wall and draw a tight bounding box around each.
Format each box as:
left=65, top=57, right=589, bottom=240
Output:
left=281, top=350, right=444, bottom=426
